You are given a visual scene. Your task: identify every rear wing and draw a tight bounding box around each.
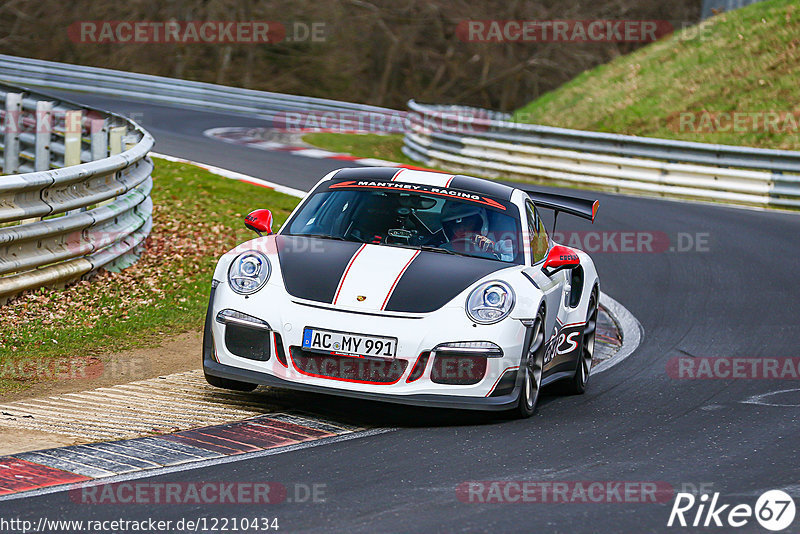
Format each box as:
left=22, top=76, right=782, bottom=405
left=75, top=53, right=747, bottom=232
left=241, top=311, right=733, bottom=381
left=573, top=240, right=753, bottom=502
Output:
left=524, top=190, right=599, bottom=224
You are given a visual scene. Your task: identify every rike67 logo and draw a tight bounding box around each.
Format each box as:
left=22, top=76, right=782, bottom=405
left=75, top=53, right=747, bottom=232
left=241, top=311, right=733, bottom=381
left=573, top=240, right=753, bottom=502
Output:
left=668, top=490, right=796, bottom=531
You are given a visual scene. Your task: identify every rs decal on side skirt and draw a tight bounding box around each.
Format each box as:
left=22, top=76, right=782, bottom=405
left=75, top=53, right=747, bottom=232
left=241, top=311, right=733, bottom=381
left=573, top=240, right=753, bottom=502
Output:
left=545, top=325, right=583, bottom=365
left=557, top=330, right=581, bottom=356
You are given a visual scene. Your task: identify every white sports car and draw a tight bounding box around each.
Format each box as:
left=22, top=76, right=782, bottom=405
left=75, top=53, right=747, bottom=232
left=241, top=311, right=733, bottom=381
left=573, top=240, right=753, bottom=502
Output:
left=203, top=167, right=600, bottom=417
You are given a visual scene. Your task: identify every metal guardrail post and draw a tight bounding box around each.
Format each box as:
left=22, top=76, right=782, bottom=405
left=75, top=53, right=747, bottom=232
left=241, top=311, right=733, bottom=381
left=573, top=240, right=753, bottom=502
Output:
left=123, top=132, right=138, bottom=151
left=90, top=118, right=108, bottom=161
left=109, top=126, right=125, bottom=155
left=34, top=100, right=53, bottom=171
left=93, top=118, right=115, bottom=208
left=63, top=109, right=82, bottom=166
left=63, top=109, right=83, bottom=215
left=3, top=92, right=22, bottom=174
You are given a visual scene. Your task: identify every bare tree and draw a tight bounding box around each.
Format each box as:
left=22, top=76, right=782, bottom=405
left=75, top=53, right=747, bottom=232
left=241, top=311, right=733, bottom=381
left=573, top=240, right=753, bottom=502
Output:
left=0, top=0, right=702, bottom=110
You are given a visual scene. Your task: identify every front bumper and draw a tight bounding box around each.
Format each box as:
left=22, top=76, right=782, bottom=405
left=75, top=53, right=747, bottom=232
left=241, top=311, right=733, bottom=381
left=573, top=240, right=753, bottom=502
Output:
left=203, top=280, right=529, bottom=411
left=203, top=357, right=523, bottom=411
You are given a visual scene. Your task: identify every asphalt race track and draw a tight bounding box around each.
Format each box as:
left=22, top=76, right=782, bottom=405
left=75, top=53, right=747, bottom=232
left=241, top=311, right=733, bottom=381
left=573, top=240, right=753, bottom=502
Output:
left=2, top=92, right=800, bottom=533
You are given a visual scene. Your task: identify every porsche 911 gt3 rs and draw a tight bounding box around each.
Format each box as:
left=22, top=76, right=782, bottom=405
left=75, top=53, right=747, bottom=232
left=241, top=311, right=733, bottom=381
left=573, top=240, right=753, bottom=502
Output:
left=203, top=167, right=600, bottom=418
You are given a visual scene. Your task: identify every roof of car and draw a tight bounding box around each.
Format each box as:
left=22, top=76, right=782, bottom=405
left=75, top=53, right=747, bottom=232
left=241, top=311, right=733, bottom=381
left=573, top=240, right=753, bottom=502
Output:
left=330, top=167, right=516, bottom=201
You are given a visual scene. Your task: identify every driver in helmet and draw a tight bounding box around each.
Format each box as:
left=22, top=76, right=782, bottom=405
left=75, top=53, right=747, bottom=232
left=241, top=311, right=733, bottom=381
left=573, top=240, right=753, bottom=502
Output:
left=440, top=201, right=513, bottom=260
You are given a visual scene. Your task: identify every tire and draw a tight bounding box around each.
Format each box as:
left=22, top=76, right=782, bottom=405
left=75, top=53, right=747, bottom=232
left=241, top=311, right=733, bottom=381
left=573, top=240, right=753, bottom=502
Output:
left=564, top=289, right=598, bottom=395
left=513, top=306, right=546, bottom=418
left=204, top=372, right=258, bottom=392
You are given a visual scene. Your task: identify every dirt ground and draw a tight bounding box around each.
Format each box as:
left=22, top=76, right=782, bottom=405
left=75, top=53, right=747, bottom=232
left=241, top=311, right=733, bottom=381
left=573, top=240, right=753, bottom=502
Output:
left=0, top=330, right=202, bottom=455
left=0, top=330, right=202, bottom=404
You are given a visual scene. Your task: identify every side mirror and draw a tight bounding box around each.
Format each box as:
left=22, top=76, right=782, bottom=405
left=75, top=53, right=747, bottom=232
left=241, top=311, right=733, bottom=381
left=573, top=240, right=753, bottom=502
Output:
left=244, top=209, right=273, bottom=236
left=542, top=245, right=580, bottom=276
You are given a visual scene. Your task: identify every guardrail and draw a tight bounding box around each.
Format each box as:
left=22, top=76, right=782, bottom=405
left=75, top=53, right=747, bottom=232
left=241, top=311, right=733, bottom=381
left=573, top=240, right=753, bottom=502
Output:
left=0, top=83, right=153, bottom=303
left=403, top=100, right=800, bottom=209
left=4, top=55, right=798, bottom=210
left=0, top=54, right=401, bottom=128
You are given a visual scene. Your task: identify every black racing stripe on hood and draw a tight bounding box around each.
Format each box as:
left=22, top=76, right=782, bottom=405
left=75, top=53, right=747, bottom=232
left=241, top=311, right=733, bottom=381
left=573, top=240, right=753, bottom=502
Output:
left=333, top=167, right=401, bottom=182
left=276, top=236, right=362, bottom=303
left=384, top=252, right=510, bottom=313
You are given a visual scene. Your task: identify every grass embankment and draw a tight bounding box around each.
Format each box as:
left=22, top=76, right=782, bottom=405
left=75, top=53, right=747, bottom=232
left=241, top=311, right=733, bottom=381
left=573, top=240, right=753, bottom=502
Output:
left=306, top=0, right=800, bottom=157
left=0, top=159, right=299, bottom=395
left=302, top=132, right=413, bottom=165
left=514, top=0, right=800, bottom=150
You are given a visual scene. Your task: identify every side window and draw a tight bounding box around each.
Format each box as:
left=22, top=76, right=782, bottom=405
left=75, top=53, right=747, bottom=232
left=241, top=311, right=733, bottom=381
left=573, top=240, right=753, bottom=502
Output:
left=534, top=206, right=549, bottom=259
left=526, top=201, right=549, bottom=263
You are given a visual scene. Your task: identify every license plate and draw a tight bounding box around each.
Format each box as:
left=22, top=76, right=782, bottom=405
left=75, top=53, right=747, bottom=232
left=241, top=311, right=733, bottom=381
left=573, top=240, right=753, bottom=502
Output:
left=302, top=328, right=397, bottom=358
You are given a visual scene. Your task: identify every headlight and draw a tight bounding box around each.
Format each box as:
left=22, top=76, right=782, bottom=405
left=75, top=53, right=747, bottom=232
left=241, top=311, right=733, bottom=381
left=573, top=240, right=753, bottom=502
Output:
left=228, top=251, right=270, bottom=295
left=466, top=281, right=515, bottom=324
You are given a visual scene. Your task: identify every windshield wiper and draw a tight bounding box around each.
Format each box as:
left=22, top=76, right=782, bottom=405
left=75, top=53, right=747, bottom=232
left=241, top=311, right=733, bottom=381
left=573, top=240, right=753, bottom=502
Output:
left=417, top=245, right=466, bottom=256
left=384, top=243, right=468, bottom=257
left=290, top=233, right=347, bottom=241
left=418, top=244, right=504, bottom=261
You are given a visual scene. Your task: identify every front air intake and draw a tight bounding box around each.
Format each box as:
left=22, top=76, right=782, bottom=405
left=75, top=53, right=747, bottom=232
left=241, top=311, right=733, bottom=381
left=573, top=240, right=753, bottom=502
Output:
left=224, top=325, right=270, bottom=361
left=274, top=333, right=288, bottom=367
left=430, top=354, right=487, bottom=385
left=406, top=352, right=430, bottom=383
left=290, top=348, right=408, bottom=384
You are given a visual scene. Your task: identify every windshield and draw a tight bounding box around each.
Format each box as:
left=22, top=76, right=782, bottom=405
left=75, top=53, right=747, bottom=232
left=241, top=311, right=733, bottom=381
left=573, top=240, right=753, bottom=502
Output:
left=284, top=186, right=522, bottom=264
